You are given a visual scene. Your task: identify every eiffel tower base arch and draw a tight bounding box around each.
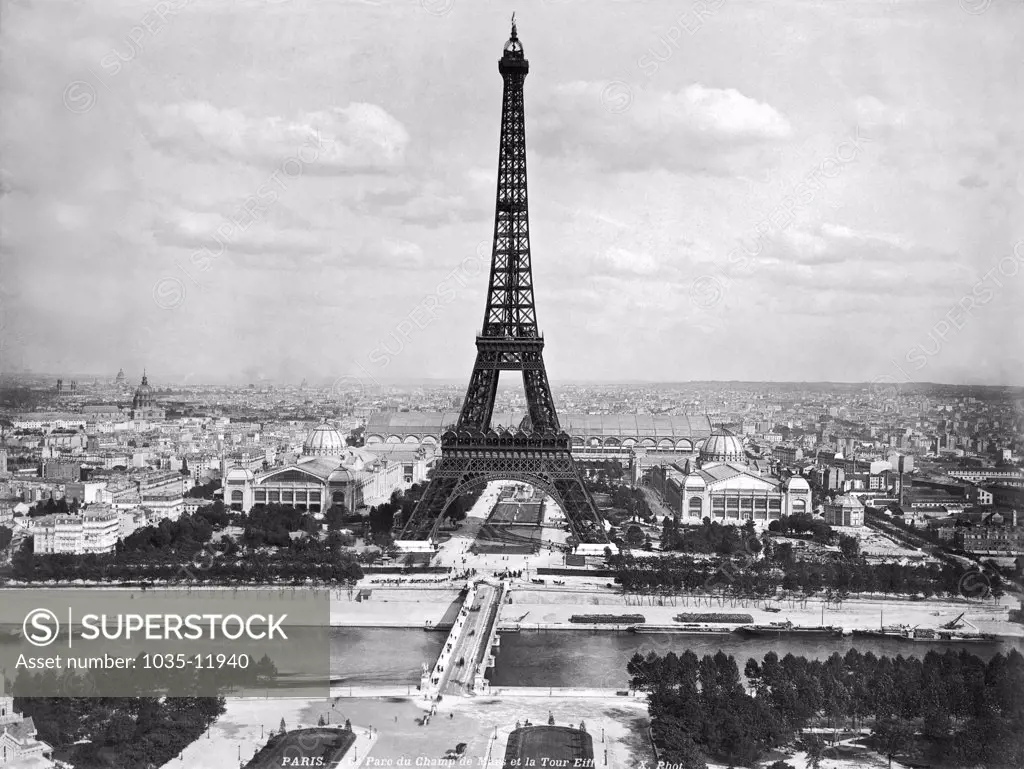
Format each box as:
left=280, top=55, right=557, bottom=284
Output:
left=396, top=447, right=610, bottom=550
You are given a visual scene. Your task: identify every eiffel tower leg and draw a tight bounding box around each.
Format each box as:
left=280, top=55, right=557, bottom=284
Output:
left=457, top=355, right=500, bottom=432
left=552, top=474, right=607, bottom=545
left=521, top=351, right=558, bottom=434
left=400, top=475, right=461, bottom=542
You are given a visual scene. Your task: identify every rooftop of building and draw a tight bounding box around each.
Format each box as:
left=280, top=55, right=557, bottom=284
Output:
left=365, top=411, right=714, bottom=438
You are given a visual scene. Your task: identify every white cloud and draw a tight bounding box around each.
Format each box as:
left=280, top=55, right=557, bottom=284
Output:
left=853, top=95, right=907, bottom=131
left=668, top=85, right=792, bottom=140
left=596, top=247, right=661, bottom=276
left=141, top=101, right=410, bottom=172
left=821, top=223, right=911, bottom=250
left=356, top=237, right=424, bottom=268
left=533, top=82, right=791, bottom=174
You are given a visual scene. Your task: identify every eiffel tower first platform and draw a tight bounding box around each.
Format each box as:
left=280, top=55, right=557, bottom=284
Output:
left=396, top=20, right=610, bottom=553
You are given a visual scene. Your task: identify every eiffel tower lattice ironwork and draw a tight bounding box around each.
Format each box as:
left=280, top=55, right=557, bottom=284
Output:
left=397, top=20, right=608, bottom=546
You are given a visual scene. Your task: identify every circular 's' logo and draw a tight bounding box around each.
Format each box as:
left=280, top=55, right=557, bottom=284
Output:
left=23, top=608, right=60, bottom=647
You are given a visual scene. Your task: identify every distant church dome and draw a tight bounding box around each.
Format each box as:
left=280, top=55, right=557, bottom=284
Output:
left=303, top=421, right=347, bottom=457
left=132, top=372, right=155, bottom=409
left=700, top=428, right=745, bottom=464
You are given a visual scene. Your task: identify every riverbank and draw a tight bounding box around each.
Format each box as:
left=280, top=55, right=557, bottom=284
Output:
left=330, top=587, right=462, bottom=627
left=502, top=588, right=1024, bottom=637
left=327, top=583, right=1024, bottom=640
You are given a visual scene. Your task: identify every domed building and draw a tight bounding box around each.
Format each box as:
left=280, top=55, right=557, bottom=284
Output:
left=699, top=428, right=746, bottom=465
left=223, top=421, right=417, bottom=514
left=647, top=427, right=812, bottom=527
left=302, top=421, right=347, bottom=457
left=130, top=371, right=165, bottom=420
left=824, top=493, right=865, bottom=527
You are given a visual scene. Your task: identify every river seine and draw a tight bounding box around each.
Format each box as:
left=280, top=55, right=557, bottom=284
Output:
left=330, top=628, right=1024, bottom=688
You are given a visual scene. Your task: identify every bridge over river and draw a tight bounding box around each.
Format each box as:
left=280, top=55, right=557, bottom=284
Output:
left=420, top=578, right=506, bottom=698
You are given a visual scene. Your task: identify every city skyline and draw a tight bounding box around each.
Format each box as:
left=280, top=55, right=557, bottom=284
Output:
left=7, top=370, right=1024, bottom=395
left=2, top=0, right=1022, bottom=386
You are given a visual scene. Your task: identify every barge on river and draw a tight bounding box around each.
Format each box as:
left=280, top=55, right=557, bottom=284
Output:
left=734, top=620, right=843, bottom=639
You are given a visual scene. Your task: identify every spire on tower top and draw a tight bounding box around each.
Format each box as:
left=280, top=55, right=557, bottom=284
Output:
left=503, top=13, right=524, bottom=58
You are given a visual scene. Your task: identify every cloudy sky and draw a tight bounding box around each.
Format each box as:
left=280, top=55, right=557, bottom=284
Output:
left=1, top=0, right=1022, bottom=387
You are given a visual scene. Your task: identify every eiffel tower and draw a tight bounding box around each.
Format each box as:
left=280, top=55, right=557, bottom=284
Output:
left=397, top=19, right=608, bottom=548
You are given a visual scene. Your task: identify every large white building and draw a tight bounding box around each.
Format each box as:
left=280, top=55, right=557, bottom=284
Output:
left=140, top=492, right=184, bottom=521
left=0, top=696, right=54, bottom=768
left=30, top=507, right=120, bottom=555
left=650, top=429, right=812, bottom=525
left=223, top=422, right=413, bottom=513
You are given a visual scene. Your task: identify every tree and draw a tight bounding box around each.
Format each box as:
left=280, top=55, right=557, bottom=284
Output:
left=368, top=502, right=396, bottom=534
left=254, top=654, right=278, bottom=684
left=625, top=525, right=645, bottom=548
left=803, top=734, right=825, bottom=769
left=180, top=457, right=190, bottom=476
left=104, top=711, right=136, bottom=746
left=838, top=534, right=860, bottom=559
left=279, top=717, right=287, bottom=735
left=873, top=716, right=914, bottom=769
left=12, top=538, right=34, bottom=579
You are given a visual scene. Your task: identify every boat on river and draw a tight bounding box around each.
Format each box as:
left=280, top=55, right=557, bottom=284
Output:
left=851, top=625, right=998, bottom=642
left=734, top=621, right=843, bottom=639
left=851, top=624, right=912, bottom=639
left=629, top=624, right=733, bottom=635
